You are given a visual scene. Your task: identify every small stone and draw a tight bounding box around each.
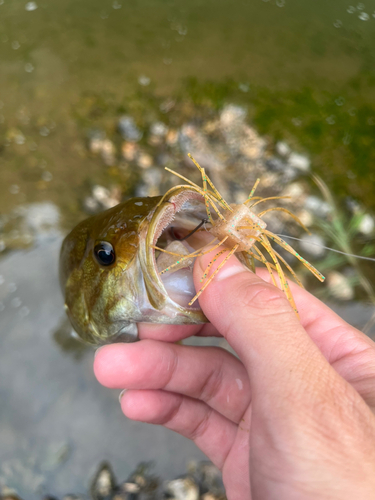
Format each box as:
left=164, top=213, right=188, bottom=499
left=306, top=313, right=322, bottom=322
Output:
left=165, top=129, right=178, bottom=145
left=288, top=152, right=310, bottom=172
left=202, top=494, right=219, bottom=500
left=298, top=233, right=327, bottom=258
left=25, top=63, right=34, bottom=73
left=41, top=171, right=53, bottom=182
left=276, top=141, right=291, bottom=157
left=163, top=476, right=199, bottom=500
left=118, top=115, right=143, bottom=142
left=92, top=185, right=120, bottom=209
left=282, top=182, right=306, bottom=200
left=83, top=196, right=100, bottom=214
left=100, top=139, right=116, bottom=165
left=137, top=152, right=153, bottom=169
left=296, top=209, right=314, bottom=228
left=25, top=1, right=38, bottom=10
left=148, top=121, right=169, bottom=145
left=358, top=214, right=374, bottom=235
left=327, top=271, right=354, bottom=301
left=90, top=462, right=117, bottom=500
left=138, top=75, right=150, bottom=86
left=122, top=482, right=140, bottom=493
left=265, top=157, right=287, bottom=172
left=304, top=196, right=331, bottom=218
left=121, top=141, right=138, bottom=161
left=150, top=122, right=168, bottom=137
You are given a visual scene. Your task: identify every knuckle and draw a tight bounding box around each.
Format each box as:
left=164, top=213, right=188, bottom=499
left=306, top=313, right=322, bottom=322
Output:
left=189, top=407, right=213, bottom=441
left=237, top=280, right=291, bottom=316
left=199, top=357, right=225, bottom=403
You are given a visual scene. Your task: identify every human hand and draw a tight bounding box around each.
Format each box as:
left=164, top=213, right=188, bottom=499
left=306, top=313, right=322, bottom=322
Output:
left=94, top=250, right=375, bottom=500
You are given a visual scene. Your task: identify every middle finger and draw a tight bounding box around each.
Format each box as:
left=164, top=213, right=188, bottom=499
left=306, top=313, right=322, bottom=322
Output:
left=94, top=339, right=251, bottom=424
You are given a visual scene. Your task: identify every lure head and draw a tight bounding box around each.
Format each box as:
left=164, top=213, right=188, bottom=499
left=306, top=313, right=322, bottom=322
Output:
left=210, top=203, right=267, bottom=252
left=60, top=188, right=211, bottom=345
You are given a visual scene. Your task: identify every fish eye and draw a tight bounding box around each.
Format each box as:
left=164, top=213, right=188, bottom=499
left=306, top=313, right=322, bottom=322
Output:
left=94, top=241, right=115, bottom=266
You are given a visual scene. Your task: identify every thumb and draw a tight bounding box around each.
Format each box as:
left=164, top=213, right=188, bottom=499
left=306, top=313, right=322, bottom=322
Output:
left=192, top=249, right=336, bottom=400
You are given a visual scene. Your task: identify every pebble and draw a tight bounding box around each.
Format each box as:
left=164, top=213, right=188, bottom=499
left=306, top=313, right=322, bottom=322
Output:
left=90, top=462, right=116, bottom=500
left=163, top=476, right=199, bottom=500
left=298, top=233, right=327, bottom=258
left=148, top=121, right=169, bottom=146
left=327, top=271, right=354, bottom=301
left=121, top=141, right=138, bottom=161
left=276, top=141, right=291, bottom=157
left=118, top=116, right=142, bottom=142
left=288, top=152, right=310, bottom=172
left=282, top=182, right=307, bottom=201
left=91, top=185, right=121, bottom=210
left=179, top=124, right=224, bottom=171
left=358, top=213, right=374, bottom=235
left=137, top=152, right=153, bottom=169
left=304, top=196, right=331, bottom=218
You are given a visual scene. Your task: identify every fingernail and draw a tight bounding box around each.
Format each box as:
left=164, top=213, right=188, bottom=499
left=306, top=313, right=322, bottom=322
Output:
left=215, top=258, right=250, bottom=281
left=119, top=389, right=127, bottom=403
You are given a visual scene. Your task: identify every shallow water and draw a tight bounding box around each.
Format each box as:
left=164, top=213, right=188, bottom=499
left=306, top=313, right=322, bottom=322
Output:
left=0, top=0, right=374, bottom=216
left=1, top=0, right=375, bottom=497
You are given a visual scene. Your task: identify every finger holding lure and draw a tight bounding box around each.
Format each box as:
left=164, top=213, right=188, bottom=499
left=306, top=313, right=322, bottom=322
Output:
left=59, top=154, right=325, bottom=345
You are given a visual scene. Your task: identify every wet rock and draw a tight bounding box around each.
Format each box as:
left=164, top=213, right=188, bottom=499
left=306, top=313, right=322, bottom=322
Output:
left=304, top=196, right=331, bottom=218
left=265, top=157, right=287, bottom=172
left=281, top=182, right=307, bottom=202
left=219, top=104, right=266, bottom=160
left=275, top=141, right=291, bottom=157
left=288, top=152, right=310, bottom=172
left=178, top=124, right=224, bottom=171
left=23, top=203, right=60, bottom=238
left=165, top=129, right=178, bottom=146
left=0, top=488, right=22, bottom=500
left=295, top=209, right=314, bottom=228
left=137, top=152, right=153, bottom=170
left=148, top=122, right=169, bottom=146
left=121, top=142, right=139, bottom=162
left=264, top=158, right=297, bottom=183
left=326, top=271, right=354, bottom=300
left=118, top=116, right=143, bottom=142
left=163, top=476, right=199, bottom=500
left=0, top=202, right=61, bottom=252
left=136, top=168, right=163, bottom=197
left=95, top=186, right=121, bottom=209
left=90, top=462, right=117, bottom=500
left=62, top=495, right=85, bottom=500
left=201, top=494, right=225, bottom=500
left=358, top=213, right=374, bottom=235
left=187, top=461, right=224, bottom=498
left=124, top=462, right=159, bottom=498
left=298, top=233, right=327, bottom=258
left=89, top=131, right=116, bottom=166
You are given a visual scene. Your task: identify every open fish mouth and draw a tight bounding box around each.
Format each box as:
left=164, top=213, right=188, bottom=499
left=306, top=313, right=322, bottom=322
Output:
left=146, top=188, right=214, bottom=311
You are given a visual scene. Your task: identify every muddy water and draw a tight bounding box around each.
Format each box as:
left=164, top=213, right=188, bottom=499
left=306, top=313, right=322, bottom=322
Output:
left=1, top=0, right=375, bottom=497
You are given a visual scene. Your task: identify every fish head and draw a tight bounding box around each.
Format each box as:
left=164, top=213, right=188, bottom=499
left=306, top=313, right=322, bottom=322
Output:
left=60, top=188, right=210, bottom=345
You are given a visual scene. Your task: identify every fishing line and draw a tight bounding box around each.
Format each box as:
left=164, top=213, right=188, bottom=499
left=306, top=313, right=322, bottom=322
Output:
left=277, top=234, right=375, bottom=262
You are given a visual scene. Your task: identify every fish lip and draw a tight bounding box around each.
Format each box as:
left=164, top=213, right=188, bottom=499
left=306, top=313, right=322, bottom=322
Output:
left=98, top=323, right=139, bottom=344
left=141, top=186, right=209, bottom=322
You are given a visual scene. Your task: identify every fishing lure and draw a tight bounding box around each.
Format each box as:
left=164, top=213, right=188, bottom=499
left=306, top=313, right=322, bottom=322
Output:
left=154, top=153, right=325, bottom=316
